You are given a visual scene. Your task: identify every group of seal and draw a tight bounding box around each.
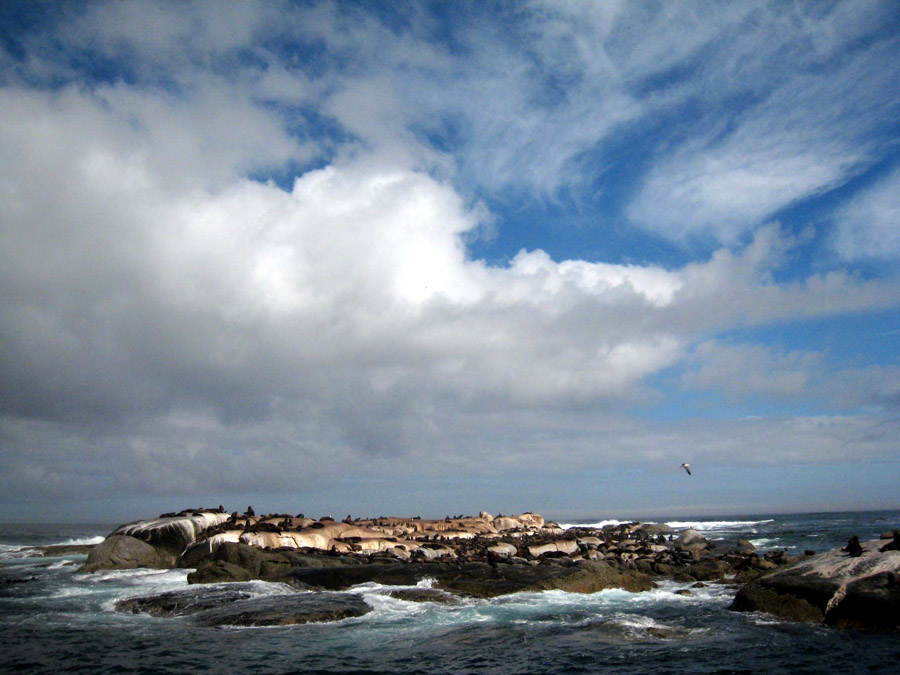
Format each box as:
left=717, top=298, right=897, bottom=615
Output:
left=76, top=506, right=900, bottom=630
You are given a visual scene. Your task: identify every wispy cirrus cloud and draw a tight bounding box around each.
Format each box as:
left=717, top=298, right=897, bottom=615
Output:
left=626, top=31, right=900, bottom=242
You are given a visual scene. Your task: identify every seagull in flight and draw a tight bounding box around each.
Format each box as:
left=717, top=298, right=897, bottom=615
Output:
left=680, top=463, right=692, bottom=476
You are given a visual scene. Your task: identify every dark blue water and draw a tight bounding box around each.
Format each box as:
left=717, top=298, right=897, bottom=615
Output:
left=2, top=511, right=898, bottom=674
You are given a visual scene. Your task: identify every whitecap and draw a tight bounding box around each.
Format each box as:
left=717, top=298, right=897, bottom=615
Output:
left=615, top=580, right=736, bottom=608
left=0, top=535, right=104, bottom=561
left=46, top=560, right=74, bottom=570
left=665, top=519, right=775, bottom=530
left=580, top=611, right=708, bottom=642
left=559, top=519, right=625, bottom=529
left=0, top=544, right=33, bottom=560
left=355, top=590, right=436, bottom=621
left=83, top=567, right=190, bottom=585
left=55, top=535, right=105, bottom=547
left=100, top=578, right=297, bottom=615
left=49, top=586, right=97, bottom=599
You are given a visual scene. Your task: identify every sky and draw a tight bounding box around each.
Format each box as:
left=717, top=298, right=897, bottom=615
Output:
left=1, top=0, right=899, bottom=523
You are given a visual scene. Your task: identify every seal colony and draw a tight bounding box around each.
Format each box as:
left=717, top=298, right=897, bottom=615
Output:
left=79, top=507, right=900, bottom=630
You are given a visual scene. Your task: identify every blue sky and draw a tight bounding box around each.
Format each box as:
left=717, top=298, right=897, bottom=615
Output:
left=1, top=1, right=899, bottom=522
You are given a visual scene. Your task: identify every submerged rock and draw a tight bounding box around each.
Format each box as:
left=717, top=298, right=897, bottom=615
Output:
left=37, top=544, right=96, bottom=557
left=194, top=592, right=372, bottom=627
left=115, top=584, right=257, bottom=617
left=383, top=588, right=463, bottom=604
left=116, top=583, right=371, bottom=627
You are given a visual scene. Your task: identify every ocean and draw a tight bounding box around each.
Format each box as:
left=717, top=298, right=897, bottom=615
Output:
left=1, top=511, right=898, bottom=674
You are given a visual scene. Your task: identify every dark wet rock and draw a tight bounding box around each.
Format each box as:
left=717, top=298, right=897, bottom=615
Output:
left=583, top=617, right=695, bottom=642
left=115, top=585, right=256, bottom=617
left=384, top=588, right=463, bottom=604
left=204, top=541, right=264, bottom=576
left=687, top=560, right=730, bottom=582
left=284, top=559, right=652, bottom=598
left=291, top=552, right=368, bottom=568
left=187, top=560, right=253, bottom=584
left=184, top=544, right=371, bottom=585
left=183, top=541, right=267, bottom=583
left=194, top=592, right=371, bottom=627
left=634, top=559, right=655, bottom=574
left=730, top=580, right=825, bottom=623
left=260, top=557, right=293, bottom=578
left=80, top=535, right=174, bottom=573
left=36, top=544, right=96, bottom=557
left=289, top=562, right=444, bottom=590
left=652, top=562, right=676, bottom=576
left=434, top=560, right=653, bottom=598
left=823, top=571, right=900, bottom=630
left=730, top=541, right=900, bottom=630
left=179, top=541, right=218, bottom=569
left=742, top=552, right=777, bottom=572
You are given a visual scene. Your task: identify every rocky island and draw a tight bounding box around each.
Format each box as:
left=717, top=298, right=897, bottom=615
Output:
left=78, top=507, right=900, bottom=630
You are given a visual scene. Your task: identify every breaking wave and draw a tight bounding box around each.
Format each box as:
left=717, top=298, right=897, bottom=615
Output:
left=665, top=519, right=775, bottom=530
left=558, top=519, right=625, bottom=529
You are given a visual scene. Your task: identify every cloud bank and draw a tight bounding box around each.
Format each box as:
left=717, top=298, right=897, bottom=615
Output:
left=1, top=1, right=899, bottom=519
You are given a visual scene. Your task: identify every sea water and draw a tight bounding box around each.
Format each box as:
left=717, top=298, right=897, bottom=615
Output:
left=2, top=511, right=898, bottom=674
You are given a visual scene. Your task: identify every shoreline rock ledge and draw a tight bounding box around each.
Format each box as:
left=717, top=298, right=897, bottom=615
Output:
left=78, top=507, right=777, bottom=600
left=77, top=506, right=898, bottom=630
left=730, top=534, right=900, bottom=631
left=81, top=509, right=230, bottom=572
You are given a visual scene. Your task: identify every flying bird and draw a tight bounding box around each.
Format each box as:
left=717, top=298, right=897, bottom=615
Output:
left=680, top=463, right=692, bottom=476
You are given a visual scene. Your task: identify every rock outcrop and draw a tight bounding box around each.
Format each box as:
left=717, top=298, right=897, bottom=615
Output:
left=115, top=583, right=372, bottom=627
left=194, top=593, right=372, bottom=627
left=79, top=508, right=229, bottom=573
left=81, top=506, right=796, bottom=606
left=730, top=538, right=900, bottom=630
left=273, top=558, right=652, bottom=598
left=110, top=510, right=230, bottom=557
left=81, top=535, right=174, bottom=572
